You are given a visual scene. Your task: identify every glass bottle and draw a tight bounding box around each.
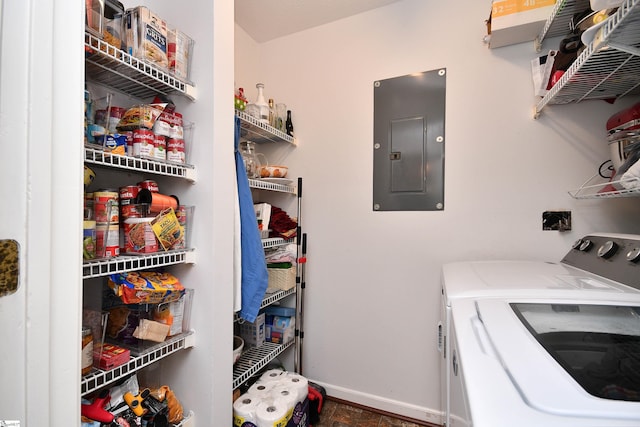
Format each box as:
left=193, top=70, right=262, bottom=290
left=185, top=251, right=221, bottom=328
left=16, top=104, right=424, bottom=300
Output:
left=255, top=83, right=269, bottom=124
left=268, top=99, right=275, bottom=128
left=276, top=103, right=287, bottom=132
left=285, top=110, right=294, bottom=137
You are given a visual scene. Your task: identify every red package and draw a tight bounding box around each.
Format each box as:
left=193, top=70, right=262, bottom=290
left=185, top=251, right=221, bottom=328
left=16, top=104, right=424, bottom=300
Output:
left=94, top=343, right=130, bottom=370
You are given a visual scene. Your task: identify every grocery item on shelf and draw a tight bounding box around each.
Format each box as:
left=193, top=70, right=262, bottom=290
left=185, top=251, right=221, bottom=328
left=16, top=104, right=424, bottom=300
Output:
left=168, top=28, right=194, bottom=81
left=123, top=217, right=158, bottom=254
left=286, top=110, right=294, bottom=137
left=117, top=103, right=167, bottom=131
left=132, top=319, right=170, bottom=342
left=107, top=271, right=185, bottom=305
left=264, top=306, right=296, bottom=344
left=83, top=220, right=97, bottom=260
left=254, top=83, right=270, bottom=124
left=93, top=342, right=131, bottom=370
left=124, top=6, right=169, bottom=70
left=82, top=327, right=94, bottom=375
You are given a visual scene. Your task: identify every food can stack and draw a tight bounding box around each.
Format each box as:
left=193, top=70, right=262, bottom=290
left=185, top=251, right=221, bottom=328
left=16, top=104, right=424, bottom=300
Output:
left=94, top=189, right=120, bottom=258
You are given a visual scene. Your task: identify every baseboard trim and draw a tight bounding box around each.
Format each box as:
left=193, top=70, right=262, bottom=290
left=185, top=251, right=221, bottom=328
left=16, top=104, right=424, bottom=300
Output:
left=310, top=380, right=443, bottom=426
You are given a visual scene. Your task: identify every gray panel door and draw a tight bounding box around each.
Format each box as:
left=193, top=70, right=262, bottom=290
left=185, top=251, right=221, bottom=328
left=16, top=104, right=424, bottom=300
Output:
left=373, top=69, right=446, bottom=211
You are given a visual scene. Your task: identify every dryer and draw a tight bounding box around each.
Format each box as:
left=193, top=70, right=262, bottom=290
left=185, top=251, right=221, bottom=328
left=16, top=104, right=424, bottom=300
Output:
left=439, top=233, right=640, bottom=427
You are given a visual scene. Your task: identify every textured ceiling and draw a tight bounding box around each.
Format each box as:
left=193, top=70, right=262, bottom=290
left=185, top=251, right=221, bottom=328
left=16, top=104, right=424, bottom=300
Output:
left=235, top=0, right=405, bottom=42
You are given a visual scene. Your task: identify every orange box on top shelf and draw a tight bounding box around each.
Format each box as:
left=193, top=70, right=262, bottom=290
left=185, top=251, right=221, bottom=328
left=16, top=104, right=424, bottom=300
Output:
left=487, top=0, right=556, bottom=48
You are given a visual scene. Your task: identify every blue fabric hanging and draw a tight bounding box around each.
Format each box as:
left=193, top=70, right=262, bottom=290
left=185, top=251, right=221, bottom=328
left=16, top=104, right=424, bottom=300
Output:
left=235, top=117, right=268, bottom=322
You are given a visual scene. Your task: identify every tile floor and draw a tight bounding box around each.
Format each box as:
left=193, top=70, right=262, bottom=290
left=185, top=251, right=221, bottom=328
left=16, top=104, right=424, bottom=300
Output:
left=314, top=399, right=432, bottom=427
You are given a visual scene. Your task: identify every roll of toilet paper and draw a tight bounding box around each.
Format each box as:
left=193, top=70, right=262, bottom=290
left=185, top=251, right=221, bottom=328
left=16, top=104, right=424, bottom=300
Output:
left=233, top=393, right=261, bottom=426
left=260, top=369, right=286, bottom=383
left=256, top=398, right=291, bottom=427
left=248, top=381, right=275, bottom=397
left=270, top=384, right=298, bottom=409
left=281, top=372, right=308, bottom=403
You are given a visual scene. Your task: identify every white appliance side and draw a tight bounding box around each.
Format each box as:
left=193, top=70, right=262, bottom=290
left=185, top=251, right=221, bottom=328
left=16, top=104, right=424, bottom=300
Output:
left=0, top=0, right=85, bottom=425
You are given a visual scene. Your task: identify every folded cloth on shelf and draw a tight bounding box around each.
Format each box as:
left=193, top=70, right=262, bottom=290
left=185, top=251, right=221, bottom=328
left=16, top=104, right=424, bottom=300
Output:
left=621, top=158, right=640, bottom=190
left=269, top=206, right=297, bottom=239
left=265, top=243, right=297, bottom=264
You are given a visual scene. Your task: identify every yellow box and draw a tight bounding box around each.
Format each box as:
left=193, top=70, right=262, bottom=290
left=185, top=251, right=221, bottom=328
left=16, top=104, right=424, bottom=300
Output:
left=487, top=0, right=556, bottom=48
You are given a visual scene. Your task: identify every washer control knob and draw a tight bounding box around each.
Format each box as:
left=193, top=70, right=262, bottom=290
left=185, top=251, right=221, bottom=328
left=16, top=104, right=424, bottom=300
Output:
left=626, top=247, right=640, bottom=263
left=579, top=239, right=593, bottom=251
left=572, top=239, right=583, bottom=249
left=597, top=240, right=618, bottom=259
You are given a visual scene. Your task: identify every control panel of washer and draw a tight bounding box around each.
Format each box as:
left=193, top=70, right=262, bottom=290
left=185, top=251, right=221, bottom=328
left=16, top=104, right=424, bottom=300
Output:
left=563, top=234, right=640, bottom=289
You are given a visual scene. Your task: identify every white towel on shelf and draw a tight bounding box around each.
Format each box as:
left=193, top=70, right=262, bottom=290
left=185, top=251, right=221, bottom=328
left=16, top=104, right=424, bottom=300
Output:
left=621, top=159, right=640, bottom=190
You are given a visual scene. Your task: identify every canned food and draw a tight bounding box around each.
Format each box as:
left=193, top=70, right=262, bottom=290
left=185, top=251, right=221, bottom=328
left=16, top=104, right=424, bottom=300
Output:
left=120, top=185, right=140, bottom=222
left=167, top=138, right=185, bottom=164
left=124, top=217, right=158, bottom=254
left=154, top=134, right=167, bottom=161
left=83, top=220, right=96, bottom=260
left=96, top=223, right=120, bottom=258
left=123, top=131, right=134, bottom=156
left=137, top=180, right=159, bottom=193
left=132, top=128, right=155, bottom=157
left=94, top=190, right=119, bottom=223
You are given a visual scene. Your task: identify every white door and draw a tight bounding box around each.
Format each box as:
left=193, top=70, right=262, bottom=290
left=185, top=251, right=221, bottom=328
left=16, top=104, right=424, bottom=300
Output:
left=0, top=1, right=84, bottom=425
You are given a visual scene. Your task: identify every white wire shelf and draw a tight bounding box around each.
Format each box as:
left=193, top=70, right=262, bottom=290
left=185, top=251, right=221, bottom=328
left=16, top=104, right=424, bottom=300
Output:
left=262, top=237, right=296, bottom=250
left=569, top=173, right=640, bottom=198
left=82, top=249, right=196, bottom=279
left=535, top=0, right=640, bottom=117
left=84, top=32, right=196, bottom=101
left=232, top=340, right=295, bottom=390
left=236, top=110, right=297, bottom=146
left=249, top=178, right=297, bottom=194
left=535, top=0, right=591, bottom=51
left=81, top=331, right=195, bottom=396
left=234, top=288, right=297, bottom=325
left=85, top=146, right=197, bottom=181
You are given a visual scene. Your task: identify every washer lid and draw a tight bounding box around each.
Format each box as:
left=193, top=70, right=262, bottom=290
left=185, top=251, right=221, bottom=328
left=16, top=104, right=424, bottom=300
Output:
left=476, top=298, right=640, bottom=419
left=442, top=261, right=635, bottom=305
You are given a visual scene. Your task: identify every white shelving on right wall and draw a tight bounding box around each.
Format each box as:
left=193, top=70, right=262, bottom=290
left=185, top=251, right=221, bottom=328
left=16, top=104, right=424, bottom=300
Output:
left=531, top=0, right=640, bottom=199
left=533, top=0, right=640, bottom=118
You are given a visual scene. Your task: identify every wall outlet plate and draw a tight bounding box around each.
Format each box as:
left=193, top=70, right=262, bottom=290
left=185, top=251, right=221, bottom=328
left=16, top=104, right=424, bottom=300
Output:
left=542, top=211, right=571, bottom=232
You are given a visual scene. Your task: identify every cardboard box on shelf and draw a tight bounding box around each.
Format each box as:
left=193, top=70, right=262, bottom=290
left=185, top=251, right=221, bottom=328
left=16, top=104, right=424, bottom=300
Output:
left=487, top=0, right=556, bottom=48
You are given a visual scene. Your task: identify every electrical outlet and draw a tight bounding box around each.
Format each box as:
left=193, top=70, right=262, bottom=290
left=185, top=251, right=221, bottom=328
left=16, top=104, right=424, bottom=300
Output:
left=542, top=211, right=571, bottom=232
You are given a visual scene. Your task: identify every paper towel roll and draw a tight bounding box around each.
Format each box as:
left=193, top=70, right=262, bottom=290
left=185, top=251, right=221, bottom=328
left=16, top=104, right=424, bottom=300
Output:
left=260, top=369, right=286, bottom=383
left=282, top=373, right=308, bottom=403
left=248, top=381, right=275, bottom=397
left=256, top=398, right=291, bottom=427
left=233, top=393, right=261, bottom=426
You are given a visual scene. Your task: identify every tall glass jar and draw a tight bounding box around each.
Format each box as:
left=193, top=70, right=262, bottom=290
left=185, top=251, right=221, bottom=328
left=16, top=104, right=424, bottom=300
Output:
left=240, top=141, right=259, bottom=178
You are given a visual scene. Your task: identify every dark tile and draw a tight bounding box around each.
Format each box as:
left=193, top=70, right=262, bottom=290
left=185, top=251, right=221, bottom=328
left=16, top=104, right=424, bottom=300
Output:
left=317, top=399, right=429, bottom=427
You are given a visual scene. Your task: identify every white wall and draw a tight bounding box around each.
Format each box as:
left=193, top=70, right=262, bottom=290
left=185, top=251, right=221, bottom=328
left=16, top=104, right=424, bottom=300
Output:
left=236, top=0, right=640, bottom=422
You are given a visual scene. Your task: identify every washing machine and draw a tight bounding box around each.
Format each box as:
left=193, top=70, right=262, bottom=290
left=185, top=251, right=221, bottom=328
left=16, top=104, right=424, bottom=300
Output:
left=439, top=233, right=640, bottom=427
